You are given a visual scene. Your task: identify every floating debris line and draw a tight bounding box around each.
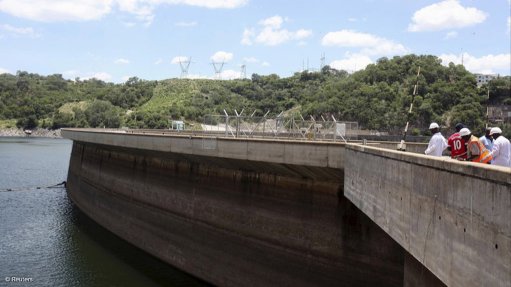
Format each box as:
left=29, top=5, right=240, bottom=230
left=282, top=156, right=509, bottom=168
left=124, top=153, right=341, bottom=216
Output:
left=0, top=181, right=66, bottom=192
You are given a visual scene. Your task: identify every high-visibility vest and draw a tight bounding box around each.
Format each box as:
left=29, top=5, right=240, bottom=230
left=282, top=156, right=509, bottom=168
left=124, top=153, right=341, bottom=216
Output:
left=467, top=135, right=493, bottom=164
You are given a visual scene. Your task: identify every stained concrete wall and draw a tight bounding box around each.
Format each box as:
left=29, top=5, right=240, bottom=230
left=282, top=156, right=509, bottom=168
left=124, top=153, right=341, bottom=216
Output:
left=344, top=144, right=511, bottom=287
left=61, top=129, right=346, bottom=171
left=63, top=129, right=407, bottom=287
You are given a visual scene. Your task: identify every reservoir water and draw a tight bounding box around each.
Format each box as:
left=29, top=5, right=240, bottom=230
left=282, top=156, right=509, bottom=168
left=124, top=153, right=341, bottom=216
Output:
left=0, top=137, right=207, bottom=287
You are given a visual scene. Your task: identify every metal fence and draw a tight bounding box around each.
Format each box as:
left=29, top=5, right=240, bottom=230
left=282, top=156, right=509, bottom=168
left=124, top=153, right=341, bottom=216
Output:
left=201, top=114, right=358, bottom=142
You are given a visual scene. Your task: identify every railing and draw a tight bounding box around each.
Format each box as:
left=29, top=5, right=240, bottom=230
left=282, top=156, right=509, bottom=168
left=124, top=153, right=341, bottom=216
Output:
left=201, top=114, right=359, bottom=142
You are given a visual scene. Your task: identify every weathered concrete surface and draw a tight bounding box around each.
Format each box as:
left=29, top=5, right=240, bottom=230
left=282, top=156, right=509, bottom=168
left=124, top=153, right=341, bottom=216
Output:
left=344, top=144, right=511, bottom=287
left=63, top=129, right=407, bottom=287
left=61, top=129, right=346, bottom=170
left=366, top=142, right=427, bottom=154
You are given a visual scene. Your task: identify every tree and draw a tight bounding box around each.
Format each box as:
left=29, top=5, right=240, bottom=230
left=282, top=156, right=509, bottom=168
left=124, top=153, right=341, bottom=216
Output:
left=16, top=115, right=38, bottom=130
left=85, top=100, right=121, bottom=128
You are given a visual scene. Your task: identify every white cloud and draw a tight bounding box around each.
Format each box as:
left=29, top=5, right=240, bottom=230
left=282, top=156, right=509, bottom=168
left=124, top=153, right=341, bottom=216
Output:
left=321, top=29, right=408, bottom=56
left=185, top=70, right=241, bottom=80
left=444, top=31, right=458, bottom=39
left=408, top=0, right=487, bottom=32
left=242, top=58, right=269, bottom=67
left=210, top=51, right=233, bottom=62
left=243, top=57, right=259, bottom=63
left=115, top=58, right=130, bottom=64
left=330, top=53, right=373, bottom=72
left=82, top=72, right=113, bottom=82
left=0, top=0, right=246, bottom=24
left=185, top=73, right=209, bottom=79
left=219, top=69, right=241, bottom=80
left=117, top=0, right=247, bottom=25
left=171, top=56, right=190, bottom=64
left=347, top=17, right=366, bottom=23
left=241, top=28, right=255, bottom=45
left=161, top=0, right=248, bottom=9
left=0, top=24, right=39, bottom=37
left=116, top=0, right=153, bottom=24
left=175, top=21, right=197, bottom=27
left=242, top=15, right=312, bottom=46
left=0, top=0, right=113, bottom=22
left=255, top=26, right=312, bottom=46
left=0, top=67, right=10, bottom=74
left=258, top=15, right=284, bottom=28
left=439, top=53, right=511, bottom=74
left=122, top=21, right=137, bottom=27
left=62, top=70, right=79, bottom=79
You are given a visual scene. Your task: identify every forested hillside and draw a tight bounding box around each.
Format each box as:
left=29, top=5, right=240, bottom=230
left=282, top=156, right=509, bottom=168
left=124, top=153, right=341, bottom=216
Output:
left=0, top=54, right=509, bottom=136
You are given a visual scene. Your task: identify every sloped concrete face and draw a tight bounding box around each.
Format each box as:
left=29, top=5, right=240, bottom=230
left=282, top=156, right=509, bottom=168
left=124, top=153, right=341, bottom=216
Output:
left=344, top=144, right=511, bottom=287
left=66, top=140, right=406, bottom=287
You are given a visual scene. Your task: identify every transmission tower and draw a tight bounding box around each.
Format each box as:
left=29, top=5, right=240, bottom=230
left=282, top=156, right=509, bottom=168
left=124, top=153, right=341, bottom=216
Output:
left=240, top=64, right=246, bottom=79
left=178, top=57, right=192, bottom=78
left=211, top=61, right=225, bottom=79
left=320, top=53, right=326, bottom=71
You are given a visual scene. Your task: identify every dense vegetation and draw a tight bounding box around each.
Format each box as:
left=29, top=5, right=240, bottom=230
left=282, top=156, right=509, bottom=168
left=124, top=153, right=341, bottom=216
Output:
left=0, top=54, right=509, bottom=137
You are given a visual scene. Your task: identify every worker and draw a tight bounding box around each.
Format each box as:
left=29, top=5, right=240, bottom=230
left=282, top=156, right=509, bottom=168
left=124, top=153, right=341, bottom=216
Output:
left=489, top=127, right=510, bottom=167
left=447, top=123, right=467, bottom=160
left=425, top=122, right=447, bottom=157
left=458, top=128, right=492, bottom=163
left=479, top=127, right=494, bottom=151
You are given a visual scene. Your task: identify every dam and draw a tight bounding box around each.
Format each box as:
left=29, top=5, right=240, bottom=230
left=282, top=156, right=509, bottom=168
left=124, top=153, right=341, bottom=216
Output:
left=61, top=128, right=510, bottom=287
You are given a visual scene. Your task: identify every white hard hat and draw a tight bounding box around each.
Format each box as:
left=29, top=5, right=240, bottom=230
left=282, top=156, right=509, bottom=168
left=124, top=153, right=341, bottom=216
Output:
left=429, top=122, right=439, bottom=129
left=459, top=128, right=471, bottom=137
left=490, top=127, right=502, bottom=135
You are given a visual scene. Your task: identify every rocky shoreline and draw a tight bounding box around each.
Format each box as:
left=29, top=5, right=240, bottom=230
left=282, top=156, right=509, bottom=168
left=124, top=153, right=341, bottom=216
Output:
left=0, top=128, right=62, bottom=138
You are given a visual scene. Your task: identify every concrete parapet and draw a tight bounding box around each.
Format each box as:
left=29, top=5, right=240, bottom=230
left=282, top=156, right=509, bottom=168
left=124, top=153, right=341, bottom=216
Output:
left=61, top=129, right=346, bottom=170
left=344, top=143, right=511, bottom=287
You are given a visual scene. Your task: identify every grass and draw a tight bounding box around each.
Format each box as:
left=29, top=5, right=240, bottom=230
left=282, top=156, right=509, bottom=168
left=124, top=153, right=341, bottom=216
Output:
left=0, top=119, right=16, bottom=129
left=58, top=101, right=90, bottom=115
left=139, top=79, right=202, bottom=113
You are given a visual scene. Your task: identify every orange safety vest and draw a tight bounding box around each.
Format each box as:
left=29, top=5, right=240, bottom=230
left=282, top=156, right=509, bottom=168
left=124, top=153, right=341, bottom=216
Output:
left=467, top=135, right=493, bottom=163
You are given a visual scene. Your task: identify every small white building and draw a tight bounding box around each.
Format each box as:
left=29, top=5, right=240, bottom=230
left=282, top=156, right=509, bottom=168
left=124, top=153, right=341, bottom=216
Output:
left=475, top=73, right=498, bottom=87
left=170, top=120, right=185, bottom=131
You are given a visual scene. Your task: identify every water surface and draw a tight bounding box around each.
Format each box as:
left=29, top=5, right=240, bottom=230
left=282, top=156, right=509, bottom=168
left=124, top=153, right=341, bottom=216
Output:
left=0, top=137, right=206, bottom=287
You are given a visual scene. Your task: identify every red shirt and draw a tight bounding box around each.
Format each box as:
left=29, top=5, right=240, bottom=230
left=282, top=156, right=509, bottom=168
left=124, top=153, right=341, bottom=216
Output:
left=448, top=132, right=467, bottom=159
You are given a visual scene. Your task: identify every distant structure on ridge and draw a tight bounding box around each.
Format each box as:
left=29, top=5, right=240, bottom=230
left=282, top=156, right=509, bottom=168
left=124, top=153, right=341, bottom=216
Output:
left=320, top=53, right=326, bottom=71
left=178, top=57, right=192, bottom=79
left=212, top=61, right=225, bottom=80
left=240, top=64, right=246, bottom=79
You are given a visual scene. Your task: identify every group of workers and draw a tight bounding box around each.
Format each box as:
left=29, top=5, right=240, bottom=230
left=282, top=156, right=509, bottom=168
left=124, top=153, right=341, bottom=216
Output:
left=425, top=122, right=511, bottom=168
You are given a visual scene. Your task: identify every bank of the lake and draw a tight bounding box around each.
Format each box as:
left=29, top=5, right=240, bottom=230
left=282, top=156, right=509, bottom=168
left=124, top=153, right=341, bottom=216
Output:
left=0, top=128, right=62, bottom=138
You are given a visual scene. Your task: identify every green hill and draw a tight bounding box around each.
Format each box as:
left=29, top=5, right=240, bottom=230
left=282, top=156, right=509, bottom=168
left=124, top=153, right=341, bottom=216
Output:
left=0, top=54, right=509, bottom=136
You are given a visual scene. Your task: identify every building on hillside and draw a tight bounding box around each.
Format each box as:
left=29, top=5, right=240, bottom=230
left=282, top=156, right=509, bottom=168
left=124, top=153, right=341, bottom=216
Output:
left=475, top=73, right=498, bottom=87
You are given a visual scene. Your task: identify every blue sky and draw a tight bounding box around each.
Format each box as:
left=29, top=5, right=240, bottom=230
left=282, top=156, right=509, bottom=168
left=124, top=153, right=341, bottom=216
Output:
left=0, top=0, right=509, bottom=83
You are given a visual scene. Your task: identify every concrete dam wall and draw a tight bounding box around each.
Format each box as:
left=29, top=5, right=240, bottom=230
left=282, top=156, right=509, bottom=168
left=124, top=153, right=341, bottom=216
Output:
left=62, top=129, right=509, bottom=286
left=63, top=129, right=410, bottom=286
left=345, top=144, right=511, bottom=287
